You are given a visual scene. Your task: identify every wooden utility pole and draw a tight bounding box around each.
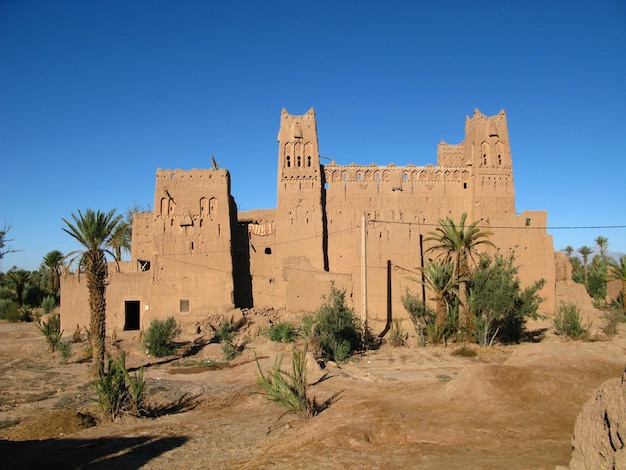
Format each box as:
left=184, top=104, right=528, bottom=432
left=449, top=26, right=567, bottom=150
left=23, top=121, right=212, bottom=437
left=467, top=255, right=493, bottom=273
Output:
left=361, top=213, right=368, bottom=344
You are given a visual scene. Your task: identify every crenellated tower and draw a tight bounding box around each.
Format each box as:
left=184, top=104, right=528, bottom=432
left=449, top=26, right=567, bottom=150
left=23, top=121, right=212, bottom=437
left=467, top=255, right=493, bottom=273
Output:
left=275, top=108, right=327, bottom=270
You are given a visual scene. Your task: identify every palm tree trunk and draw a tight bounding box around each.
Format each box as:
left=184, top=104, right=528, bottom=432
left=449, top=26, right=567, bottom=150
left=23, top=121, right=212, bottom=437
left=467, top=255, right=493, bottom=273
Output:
left=86, top=251, right=108, bottom=380
left=459, top=280, right=469, bottom=331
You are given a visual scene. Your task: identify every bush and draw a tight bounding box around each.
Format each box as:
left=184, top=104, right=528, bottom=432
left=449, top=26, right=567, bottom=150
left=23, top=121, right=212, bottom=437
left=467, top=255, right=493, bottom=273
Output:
left=306, top=284, right=361, bottom=362
left=554, top=302, right=586, bottom=340
left=255, top=345, right=319, bottom=420
left=267, top=322, right=298, bottom=343
left=143, top=317, right=181, bottom=357
left=37, top=314, right=62, bottom=352
left=58, top=340, right=72, bottom=363
left=92, top=351, right=146, bottom=420
left=216, top=321, right=240, bottom=361
left=401, top=289, right=436, bottom=346
left=469, top=254, right=545, bottom=345
left=41, top=295, right=57, bottom=314
left=0, top=301, right=23, bottom=322
left=388, top=318, right=406, bottom=347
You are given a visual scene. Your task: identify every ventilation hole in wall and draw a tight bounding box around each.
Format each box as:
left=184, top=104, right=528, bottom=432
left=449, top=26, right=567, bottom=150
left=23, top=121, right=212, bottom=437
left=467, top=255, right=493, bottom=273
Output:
left=307, top=156, right=311, bottom=167
left=264, top=247, right=272, bottom=254
left=286, top=156, right=291, bottom=167
left=463, top=182, right=467, bottom=189
left=191, top=242, right=194, bottom=250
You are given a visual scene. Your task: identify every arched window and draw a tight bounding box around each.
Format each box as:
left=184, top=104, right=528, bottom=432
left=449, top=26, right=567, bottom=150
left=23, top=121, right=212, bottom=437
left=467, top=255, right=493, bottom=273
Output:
left=297, top=156, right=301, bottom=167
left=286, top=156, right=291, bottom=168
left=307, top=156, right=311, bottom=167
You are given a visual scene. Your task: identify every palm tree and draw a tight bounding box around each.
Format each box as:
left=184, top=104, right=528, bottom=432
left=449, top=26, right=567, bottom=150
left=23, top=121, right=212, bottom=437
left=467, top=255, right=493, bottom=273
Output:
left=577, top=246, right=593, bottom=284
left=563, top=246, right=574, bottom=258
left=425, top=213, right=495, bottom=331
left=607, top=255, right=626, bottom=312
left=594, top=236, right=609, bottom=259
left=41, top=250, right=64, bottom=295
left=108, top=220, right=131, bottom=262
left=6, top=268, right=31, bottom=306
left=418, top=260, right=457, bottom=329
left=62, top=208, right=123, bottom=379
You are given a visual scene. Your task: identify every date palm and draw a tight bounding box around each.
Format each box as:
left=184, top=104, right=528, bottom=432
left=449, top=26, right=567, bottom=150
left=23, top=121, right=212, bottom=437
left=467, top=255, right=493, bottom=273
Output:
left=607, top=255, right=626, bottom=312
left=425, top=213, right=495, bottom=331
left=594, top=236, right=609, bottom=259
left=6, top=268, right=31, bottom=306
left=108, top=220, right=131, bottom=261
left=62, top=209, right=123, bottom=379
left=577, top=246, right=593, bottom=284
left=417, top=260, right=458, bottom=329
left=41, top=250, right=64, bottom=295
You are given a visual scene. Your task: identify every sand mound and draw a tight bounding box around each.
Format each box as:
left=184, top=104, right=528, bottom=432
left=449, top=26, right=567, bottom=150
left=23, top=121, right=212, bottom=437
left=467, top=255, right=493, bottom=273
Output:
left=2, top=408, right=97, bottom=440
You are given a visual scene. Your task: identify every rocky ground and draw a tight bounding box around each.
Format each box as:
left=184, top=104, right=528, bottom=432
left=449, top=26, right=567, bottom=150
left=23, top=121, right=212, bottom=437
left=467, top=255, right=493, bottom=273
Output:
left=0, top=307, right=624, bottom=470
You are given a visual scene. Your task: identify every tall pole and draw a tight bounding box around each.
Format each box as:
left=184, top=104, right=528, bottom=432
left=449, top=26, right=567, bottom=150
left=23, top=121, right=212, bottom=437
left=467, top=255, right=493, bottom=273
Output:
left=361, top=213, right=368, bottom=345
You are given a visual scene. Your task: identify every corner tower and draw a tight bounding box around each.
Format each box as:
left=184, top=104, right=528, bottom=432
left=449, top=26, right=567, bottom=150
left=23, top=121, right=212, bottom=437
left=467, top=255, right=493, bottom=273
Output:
left=464, top=109, right=516, bottom=220
left=275, top=108, right=327, bottom=271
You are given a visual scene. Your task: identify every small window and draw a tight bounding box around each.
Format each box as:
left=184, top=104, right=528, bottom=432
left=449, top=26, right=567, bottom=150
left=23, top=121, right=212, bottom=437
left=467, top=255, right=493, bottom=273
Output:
left=286, top=156, right=291, bottom=168
left=463, top=182, right=467, bottom=189
left=307, top=156, right=311, bottom=167
left=297, top=156, right=301, bottom=167
left=525, top=218, right=531, bottom=226
left=180, top=299, right=190, bottom=313
left=264, top=247, right=272, bottom=254
left=138, top=260, right=151, bottom=272
left=483, top=154, right=487, bottom=165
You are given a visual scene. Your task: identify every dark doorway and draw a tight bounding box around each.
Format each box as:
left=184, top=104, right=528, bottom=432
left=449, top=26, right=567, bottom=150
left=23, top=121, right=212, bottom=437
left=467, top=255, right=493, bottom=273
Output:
left=124, top=300, right=140, bottom=330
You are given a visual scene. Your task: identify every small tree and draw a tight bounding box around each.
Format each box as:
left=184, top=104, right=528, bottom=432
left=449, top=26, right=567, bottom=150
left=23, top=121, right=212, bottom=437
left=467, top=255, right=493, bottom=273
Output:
left=307, top=283, right=361, bottom=362
left=554, top=302, right=586, bottom=340
left=143, top=317, right=181, bottom=357
left=469, top=253, right=545, bottom=346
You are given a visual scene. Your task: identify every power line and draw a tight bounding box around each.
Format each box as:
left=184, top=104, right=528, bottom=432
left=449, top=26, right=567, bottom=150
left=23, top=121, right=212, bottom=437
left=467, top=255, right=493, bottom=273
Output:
left=368, top=219, right=626, bottom=230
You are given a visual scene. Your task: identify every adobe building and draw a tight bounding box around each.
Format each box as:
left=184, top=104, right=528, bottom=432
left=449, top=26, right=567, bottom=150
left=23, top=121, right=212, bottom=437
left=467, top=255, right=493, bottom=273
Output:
left=61, top=108, right=556, bottom=333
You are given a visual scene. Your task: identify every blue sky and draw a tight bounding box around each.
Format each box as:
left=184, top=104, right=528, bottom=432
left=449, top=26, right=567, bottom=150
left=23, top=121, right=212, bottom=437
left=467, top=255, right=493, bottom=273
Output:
left=1, top=0, right=625, bottom=271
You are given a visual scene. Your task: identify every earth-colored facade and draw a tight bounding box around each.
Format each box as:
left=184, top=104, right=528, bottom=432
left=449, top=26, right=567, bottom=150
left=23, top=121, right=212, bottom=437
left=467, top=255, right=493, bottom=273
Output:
left=61, top=108, right=555, bottom=333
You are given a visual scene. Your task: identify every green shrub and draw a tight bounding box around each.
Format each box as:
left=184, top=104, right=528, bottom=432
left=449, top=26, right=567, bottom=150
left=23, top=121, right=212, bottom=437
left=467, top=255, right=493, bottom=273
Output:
left=267, top=322, right=298, bottom=343
left=554, top=302, right=586, bottom=340
left=601, top=311, right=623, bottom=338
left=37, top=314, right=62, bottom=352
left=469, top=253, right=545, bottom=345
left=91, top=351, right=146, bottom=420
left=58, top=340, right=72, bottom=363
left=306, top=284, right=361, bottom=362
left=143, top=317, right=181, bottom=357
left=255, top=345, right=319, bottom=420
left=216, top=321, right=240, bottom=360
left=0, top=301, right=22, bottom=322
left=401, top=289, right=436, bottom=346
left=41, top=296, right=57, bottom=314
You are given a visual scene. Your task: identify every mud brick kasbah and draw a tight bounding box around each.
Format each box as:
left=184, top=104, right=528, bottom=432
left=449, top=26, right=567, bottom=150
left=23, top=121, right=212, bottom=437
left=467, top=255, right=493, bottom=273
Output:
left=61, top=108, right=556, bottom=333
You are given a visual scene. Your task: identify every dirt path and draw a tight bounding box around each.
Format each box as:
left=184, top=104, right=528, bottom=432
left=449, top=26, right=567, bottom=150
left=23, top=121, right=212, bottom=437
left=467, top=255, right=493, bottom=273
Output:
left=1, top=318, right=624, bottom=469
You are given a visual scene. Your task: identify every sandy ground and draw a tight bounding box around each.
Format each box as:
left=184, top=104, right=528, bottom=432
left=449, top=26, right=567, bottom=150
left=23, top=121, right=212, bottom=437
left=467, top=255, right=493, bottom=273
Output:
left=0, top=310, right=624, bottom=470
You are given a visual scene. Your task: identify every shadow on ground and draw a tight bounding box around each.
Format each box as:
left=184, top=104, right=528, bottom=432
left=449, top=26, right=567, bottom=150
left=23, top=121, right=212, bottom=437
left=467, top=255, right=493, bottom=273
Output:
left=0, top=434, right=188, bottom=469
